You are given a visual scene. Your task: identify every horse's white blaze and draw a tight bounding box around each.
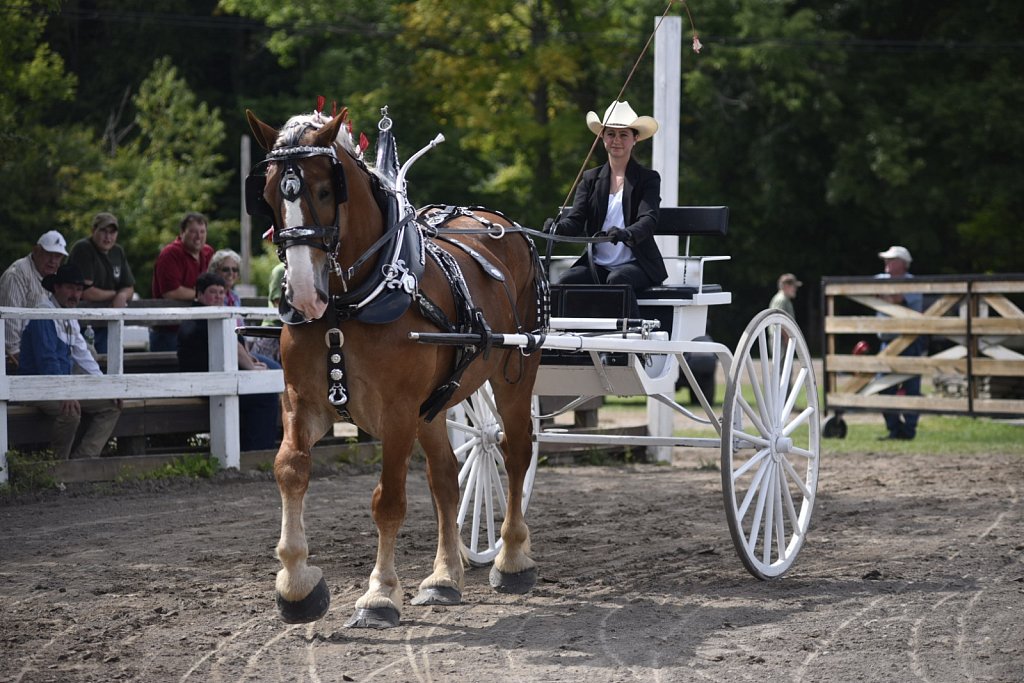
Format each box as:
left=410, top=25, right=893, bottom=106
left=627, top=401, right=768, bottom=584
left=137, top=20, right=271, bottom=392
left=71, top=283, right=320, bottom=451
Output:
left=283, top=198, right=327, bottom=319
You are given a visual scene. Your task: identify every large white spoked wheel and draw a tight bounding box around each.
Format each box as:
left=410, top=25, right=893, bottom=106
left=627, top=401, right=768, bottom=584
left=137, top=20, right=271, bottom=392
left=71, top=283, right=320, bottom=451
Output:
left=721, top=310, right=821, bottom=579
left=447, top=382, right=539, bottom=566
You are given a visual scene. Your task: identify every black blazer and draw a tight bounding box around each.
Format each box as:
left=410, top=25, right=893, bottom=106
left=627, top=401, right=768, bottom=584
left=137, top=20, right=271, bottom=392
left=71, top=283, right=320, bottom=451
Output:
left=555, top=158, right=668, bottom=285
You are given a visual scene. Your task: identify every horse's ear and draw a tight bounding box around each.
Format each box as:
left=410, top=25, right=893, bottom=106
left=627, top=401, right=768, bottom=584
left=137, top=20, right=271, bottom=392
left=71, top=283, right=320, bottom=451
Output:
left=246, top=109, right=278, bottom=151
left=314, top=111, right=347, bottom=148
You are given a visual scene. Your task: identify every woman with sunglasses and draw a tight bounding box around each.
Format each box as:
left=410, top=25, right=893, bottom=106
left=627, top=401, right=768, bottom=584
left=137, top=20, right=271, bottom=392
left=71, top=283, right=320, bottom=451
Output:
left=209, top=249, right=243, bottom=307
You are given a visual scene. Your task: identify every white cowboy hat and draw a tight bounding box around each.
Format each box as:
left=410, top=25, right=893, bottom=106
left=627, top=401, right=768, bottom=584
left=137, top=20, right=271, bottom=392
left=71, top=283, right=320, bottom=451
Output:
left=586, top=100, right=659, bottom=141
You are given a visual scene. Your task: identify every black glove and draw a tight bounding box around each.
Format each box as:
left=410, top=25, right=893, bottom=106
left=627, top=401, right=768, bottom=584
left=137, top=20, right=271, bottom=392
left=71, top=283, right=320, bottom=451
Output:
left=606, top=227, right=630, bottom=245
left=542, top=217, right=557, bottom=233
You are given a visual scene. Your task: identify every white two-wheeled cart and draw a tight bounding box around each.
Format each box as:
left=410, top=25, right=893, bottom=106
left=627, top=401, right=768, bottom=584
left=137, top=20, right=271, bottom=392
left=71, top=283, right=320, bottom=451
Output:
left=441, top=207, right=821, bottom=580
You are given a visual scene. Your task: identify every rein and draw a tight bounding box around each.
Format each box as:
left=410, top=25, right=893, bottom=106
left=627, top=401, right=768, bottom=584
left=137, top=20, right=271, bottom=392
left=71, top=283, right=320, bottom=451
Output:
left=421, top=223, right=614, bottom=245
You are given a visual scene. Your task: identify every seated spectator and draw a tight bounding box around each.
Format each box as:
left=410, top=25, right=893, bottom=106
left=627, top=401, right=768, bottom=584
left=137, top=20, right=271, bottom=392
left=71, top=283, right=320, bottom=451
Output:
left=18, top=264, right=121, bottom=459
left=150, top=211, right=215, bottom=351
left=0, top=230, right=68, bottom=366
left=249, top=261, right=285, bottom=363
left=177, top=272, right=281, bottom=452
left=209, top=248, right=243, bottom=307
left=68, top=212, right=136, bottom=353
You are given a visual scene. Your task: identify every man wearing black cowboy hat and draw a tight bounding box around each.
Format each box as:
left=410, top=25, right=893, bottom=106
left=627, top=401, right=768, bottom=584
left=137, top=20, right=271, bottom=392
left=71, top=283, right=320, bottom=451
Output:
left=18, top=263, right=121, bottom=459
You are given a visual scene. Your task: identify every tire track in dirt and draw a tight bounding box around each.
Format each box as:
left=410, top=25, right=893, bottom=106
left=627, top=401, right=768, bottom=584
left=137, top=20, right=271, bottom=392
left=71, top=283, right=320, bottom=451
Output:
left=796, top=477, right=1022, bottom=682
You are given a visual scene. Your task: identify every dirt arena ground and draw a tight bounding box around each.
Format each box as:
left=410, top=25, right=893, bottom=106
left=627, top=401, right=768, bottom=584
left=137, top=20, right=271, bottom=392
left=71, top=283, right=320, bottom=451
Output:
left=1, top=448, right=1022, bottom=682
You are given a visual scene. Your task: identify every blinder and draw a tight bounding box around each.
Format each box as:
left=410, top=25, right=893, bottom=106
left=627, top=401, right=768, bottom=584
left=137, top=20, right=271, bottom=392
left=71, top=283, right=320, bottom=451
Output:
left=244, top=144, right=349, bottom=223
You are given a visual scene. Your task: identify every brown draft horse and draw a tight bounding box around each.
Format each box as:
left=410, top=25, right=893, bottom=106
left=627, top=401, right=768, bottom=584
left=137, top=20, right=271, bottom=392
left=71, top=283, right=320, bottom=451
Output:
left=246, top=108, right=544, bottom=628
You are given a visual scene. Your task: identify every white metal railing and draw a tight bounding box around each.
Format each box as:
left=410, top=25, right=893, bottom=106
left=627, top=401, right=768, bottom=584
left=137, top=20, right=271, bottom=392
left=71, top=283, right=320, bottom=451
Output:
left=1, top=306, right=284, bottom=483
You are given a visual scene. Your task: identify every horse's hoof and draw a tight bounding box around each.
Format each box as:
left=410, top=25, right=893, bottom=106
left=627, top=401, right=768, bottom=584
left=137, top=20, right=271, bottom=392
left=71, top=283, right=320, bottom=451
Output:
left=344, top=606, right=401, bottom=629
left=489, top=565, right=537, bottom=594
left=276, top=577, right=331, bottom=624
left=410, top=585, right=462, bottom=606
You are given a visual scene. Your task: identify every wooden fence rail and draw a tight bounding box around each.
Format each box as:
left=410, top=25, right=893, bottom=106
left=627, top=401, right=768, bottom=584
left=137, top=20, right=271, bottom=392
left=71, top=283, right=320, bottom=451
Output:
left=0, top=306, right=284, bottom=484
left=822, top=274, right=1024, bottom=420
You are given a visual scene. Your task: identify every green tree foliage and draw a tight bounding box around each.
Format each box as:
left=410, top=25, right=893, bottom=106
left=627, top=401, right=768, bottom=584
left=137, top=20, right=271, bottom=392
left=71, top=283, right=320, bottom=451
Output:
left=57, top=57, right=230, bottom=295
left=0, top=0, right=78, bottom=269
left=3, top=1, right=1020, bottom=346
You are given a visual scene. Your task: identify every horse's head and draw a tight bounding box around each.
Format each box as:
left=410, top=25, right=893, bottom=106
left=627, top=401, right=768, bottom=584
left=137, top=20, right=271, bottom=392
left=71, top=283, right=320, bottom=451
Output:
left=246, top=109, right=362, bottom=323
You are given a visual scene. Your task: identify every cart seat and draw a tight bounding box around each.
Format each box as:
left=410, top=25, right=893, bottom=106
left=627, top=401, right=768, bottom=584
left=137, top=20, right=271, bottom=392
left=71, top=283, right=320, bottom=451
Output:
left=638, top=284, right=723, bottom=300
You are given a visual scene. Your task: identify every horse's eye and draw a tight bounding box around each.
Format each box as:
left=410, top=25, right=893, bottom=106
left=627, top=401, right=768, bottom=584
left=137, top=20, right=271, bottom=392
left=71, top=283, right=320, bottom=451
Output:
left=318, top=188, right=332, bottom=201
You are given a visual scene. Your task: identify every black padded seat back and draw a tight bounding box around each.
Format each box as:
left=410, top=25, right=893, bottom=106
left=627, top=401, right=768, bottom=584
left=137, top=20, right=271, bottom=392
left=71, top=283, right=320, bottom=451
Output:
left=654, top=206, right=729, bottom=237
left=549, top=284, right=634, bottom=320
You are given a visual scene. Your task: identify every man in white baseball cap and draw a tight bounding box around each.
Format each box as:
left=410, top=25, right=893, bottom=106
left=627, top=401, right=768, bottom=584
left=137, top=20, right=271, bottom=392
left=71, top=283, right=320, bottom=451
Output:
left=878, top=245, right=912, bottom=269
left=0, top=230, right=69, bottom=364
left=875, top=244, right=925, bottom=440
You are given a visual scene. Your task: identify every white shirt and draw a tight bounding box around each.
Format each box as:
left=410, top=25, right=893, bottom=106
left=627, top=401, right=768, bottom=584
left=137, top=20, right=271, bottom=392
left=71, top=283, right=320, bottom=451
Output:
left=0, top=255, right=51, bottom=356
left=592, top=188, right=635, bottom=267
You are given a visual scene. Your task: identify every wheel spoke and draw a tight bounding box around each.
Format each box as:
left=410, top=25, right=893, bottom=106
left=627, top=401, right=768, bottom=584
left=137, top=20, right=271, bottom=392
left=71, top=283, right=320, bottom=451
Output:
left=737, top=392, right=770, bottom=438
left=752, top=463, right=774, bottom=558
left=781, top=454, right=813, bottom=499
left=457, top=444, right=478, bottom=488
left=787, top=446, right=816, bottom=460
left=773, top=471, right=786, bottom=561
left=743, top=357, right=773, bottom=429
left=447, top=419, right=481, bottom=437
left=782, top=406, right=815, bottom=436
left=482, top=454, right=498, bottom=552
left=740, top=457, right=772, bottom=536
left=733, top=429, right=771, bottom=449
left=762, top=465, right=777, bottom=564
left=470, top=453, right=487, bottom=551
left=779, top=366, right=807, bottom=419
left=732, top=447, right=770, bottom=481
left=779, top=335, right=796, bottom=400
left=486, top=450, right=509, bottom=515
left=452, top=439, right=476, bottom=459
left=770, top=324, right=785, bottom=419
left=758, top=328, right=777, bottom=423
left=457, top=448, right=481, bottom=522
left=780, top=467, right=803, bottom=537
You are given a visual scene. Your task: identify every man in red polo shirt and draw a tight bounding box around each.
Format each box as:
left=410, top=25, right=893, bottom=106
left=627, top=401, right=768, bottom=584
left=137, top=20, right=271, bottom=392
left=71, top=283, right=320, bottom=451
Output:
left=149, top=211, right=215, bottom=351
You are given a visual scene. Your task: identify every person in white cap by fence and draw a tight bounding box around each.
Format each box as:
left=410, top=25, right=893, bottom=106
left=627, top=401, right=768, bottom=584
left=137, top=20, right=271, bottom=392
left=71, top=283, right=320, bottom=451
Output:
left=0, top=230, right=68, bottom=365
left=875, top=245, right=925, bottom=440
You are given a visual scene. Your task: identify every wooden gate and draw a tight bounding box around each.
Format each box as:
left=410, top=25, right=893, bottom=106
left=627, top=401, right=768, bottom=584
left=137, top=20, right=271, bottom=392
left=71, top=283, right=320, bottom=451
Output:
left=822, top=274, right=1024, bottom=418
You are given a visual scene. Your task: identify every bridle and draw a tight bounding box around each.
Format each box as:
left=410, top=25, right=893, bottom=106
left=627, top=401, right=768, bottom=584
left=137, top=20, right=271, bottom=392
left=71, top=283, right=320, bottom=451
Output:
left=246, top=129, right=424, bottom=323
left=246, top=144, right=348, bottom=267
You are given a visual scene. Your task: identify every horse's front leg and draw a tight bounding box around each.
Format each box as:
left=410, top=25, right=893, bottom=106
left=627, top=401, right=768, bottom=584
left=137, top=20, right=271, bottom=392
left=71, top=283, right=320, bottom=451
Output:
left=409, top=418, right=465, bottom=607
left=273, top=410, right=332, bottom=624
left=345, top=426, right=417, bottom=629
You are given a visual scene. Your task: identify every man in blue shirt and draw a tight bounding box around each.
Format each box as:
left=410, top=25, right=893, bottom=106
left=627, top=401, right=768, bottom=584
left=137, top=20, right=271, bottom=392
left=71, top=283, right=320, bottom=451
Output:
left=875, top=246, right=925, bottom=440
left=19, top=264, right=121, bottom=459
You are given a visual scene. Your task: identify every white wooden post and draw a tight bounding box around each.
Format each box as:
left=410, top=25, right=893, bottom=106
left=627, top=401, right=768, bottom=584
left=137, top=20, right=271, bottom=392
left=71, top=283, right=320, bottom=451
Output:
left=652, top=16, right=682, bottom=281
left=648, top=15, right=683, bottom=463
left=208, top=317, right=240, bottom=469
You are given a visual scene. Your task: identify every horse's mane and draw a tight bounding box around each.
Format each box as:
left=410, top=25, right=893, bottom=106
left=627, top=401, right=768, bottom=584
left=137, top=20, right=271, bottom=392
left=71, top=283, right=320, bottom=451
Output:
left=275, top=112, right=360, bottom=159
left=275, top=112, right=389, bottom=184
